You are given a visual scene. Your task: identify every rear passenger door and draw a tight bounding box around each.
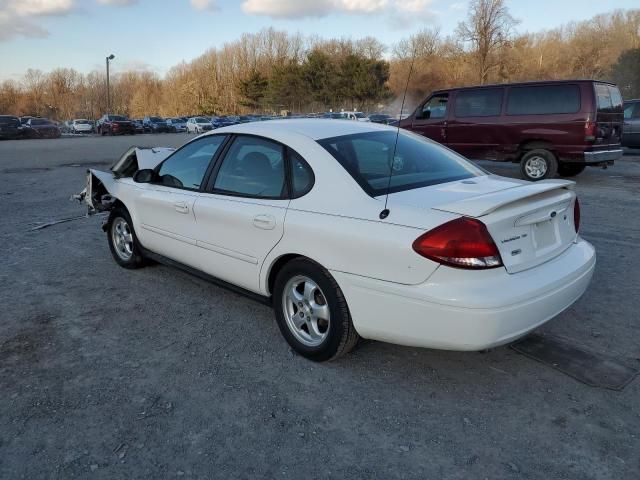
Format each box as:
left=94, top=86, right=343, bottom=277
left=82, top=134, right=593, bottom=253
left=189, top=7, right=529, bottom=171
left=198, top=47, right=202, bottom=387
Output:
left=411, top=93, right=449, bottom=144
left=193, top=135, right=291, bottom=293
left=446, top=88, right=504, bottom=160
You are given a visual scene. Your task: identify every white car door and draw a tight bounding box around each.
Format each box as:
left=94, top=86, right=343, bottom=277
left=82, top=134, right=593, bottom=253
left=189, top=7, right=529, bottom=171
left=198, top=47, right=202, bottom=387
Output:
left=192, top=135, right=292, bottom=293
left=133, top=135, right=227, bottom=268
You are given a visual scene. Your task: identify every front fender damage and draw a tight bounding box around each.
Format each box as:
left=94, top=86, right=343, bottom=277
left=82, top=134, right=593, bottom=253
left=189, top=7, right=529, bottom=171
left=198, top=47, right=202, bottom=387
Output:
left=72, top=146, right=175, bottom=220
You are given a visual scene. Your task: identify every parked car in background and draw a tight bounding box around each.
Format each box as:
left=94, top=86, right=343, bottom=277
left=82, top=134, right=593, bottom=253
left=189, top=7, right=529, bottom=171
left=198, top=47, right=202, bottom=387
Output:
left=400, top=80, right=624, bottom=181
left=623, top=99, right=640, bottom=148
left=20, top=116, right=35, bottom=126
left=341, top=111, right=371, bottom=122
left=98, top=115, right=135, bottom=136
left=368, top=113, right=393, bottom=125
left=167, top=117, right=187, bottom=133
left=143, top=116, right=170, bottom=133
left=0, top=115, right=24, bottom=139
left=71, top=119, right=94, bottom=134
left=186, top=117, right=213, bottom=134
left=131, top=119, right=145, bottom=134
left=79, top=120, right=594, bottom=361
left=24, top=118, right=61, bottom=138
left=322, top=112, right=344, bottom=119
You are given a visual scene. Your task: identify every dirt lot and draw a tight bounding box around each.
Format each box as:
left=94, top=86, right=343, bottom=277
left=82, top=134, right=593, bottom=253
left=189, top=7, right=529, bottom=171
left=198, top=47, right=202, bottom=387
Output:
left=1, top=134, right=639, bottom=479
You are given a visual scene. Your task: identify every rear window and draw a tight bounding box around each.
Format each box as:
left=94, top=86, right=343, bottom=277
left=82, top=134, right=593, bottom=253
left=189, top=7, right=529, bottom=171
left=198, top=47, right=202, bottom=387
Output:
left=31, top=119, right=51, bottom=125
left=506, top=85, right=581, bottom=115
left=595, top=84, right=623, bottom=114
left=318, top=131, right=483, bottom=196
left=0, top=116, right=19, bottom=125
left=454, top=88, right=503, bottom=117
left=109, top=115, right=126, bottom=121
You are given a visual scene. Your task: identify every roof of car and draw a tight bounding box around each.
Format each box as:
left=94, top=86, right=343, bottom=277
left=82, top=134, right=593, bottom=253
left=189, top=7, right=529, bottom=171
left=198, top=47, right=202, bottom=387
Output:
left=431, top=79, right=617, bottom=94
left=210, top=118, right=391, bottom=140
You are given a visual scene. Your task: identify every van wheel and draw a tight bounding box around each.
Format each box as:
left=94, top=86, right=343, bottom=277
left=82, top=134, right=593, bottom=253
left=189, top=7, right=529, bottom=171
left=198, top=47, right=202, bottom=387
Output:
left=107, top=208, right=145, bottom=269
left=558, top=163, right=586, bottom=177
left=273, top=258, right=359, bottom=362
left=520, top=149, right=558, bottom=181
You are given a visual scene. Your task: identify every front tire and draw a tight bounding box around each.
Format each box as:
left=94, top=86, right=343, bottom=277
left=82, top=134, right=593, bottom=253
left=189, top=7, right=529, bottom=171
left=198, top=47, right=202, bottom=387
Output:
left=107, top=208, right=145, bottom=269
left=520, top=149, right=558, bottom=181
left=558, top=163, right=586, bottom=177
left=273, top=258, right=359, bottom=361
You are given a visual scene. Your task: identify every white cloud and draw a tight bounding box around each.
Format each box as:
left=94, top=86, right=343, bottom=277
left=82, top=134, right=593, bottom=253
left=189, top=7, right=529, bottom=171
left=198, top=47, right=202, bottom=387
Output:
left=190, top=0, right=216, bottom=11
left=241, top=0, right=388, bottom=18
left=97, top=0, right=138, bottom=5
left=0, top=0, right=77, bottom=41
left=241, top=0, right=437, bottom=27
left=9, top=0, right=75, bottom=16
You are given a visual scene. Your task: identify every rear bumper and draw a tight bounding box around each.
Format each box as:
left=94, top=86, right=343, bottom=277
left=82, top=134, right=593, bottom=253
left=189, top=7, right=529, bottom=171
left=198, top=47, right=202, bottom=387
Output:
left=332, top=239, right=595, bottom=351
left=583, top=149, right=622, bottom=164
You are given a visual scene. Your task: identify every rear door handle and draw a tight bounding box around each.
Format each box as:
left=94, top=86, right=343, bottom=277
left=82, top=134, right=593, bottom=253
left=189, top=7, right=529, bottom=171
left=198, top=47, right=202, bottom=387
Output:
left=174, top=201, right=189, bottom=214
left=253, top=214, right=276, bottom=230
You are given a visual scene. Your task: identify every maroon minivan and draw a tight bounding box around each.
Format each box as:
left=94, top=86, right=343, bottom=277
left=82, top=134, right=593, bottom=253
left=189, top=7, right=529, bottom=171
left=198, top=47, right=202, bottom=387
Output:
left=400, top=80, right=624, bottom=181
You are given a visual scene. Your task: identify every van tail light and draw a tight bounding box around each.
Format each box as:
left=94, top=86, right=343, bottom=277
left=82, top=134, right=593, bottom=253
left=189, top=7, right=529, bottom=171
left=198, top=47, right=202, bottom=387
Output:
left=585, top=120, right=597, bottom=141
left=412, top=217, right=503, bottom=269
left=573, top=197, right=580, bottom=234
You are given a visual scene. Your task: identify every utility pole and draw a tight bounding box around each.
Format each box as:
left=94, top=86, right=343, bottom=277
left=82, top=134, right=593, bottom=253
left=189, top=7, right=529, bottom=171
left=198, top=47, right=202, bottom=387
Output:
left=106, top=54, right=115, bottom=113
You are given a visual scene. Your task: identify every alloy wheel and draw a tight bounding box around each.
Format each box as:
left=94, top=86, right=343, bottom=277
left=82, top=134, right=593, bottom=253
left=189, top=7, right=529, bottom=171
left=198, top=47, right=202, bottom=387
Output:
left=111, top=217, right=134, bottom=261
left=282, top=275, right=331, bottom=347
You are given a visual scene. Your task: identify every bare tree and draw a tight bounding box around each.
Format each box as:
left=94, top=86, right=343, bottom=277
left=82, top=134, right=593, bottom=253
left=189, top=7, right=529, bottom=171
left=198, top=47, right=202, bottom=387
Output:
left=457, top=0, right=519, bottom=84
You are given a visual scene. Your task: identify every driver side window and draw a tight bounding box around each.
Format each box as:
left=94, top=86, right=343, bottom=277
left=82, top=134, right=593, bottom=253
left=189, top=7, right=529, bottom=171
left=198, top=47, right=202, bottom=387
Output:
left=156, top=135, right=226, bottom=190
left=419, top=94, right=448, bottom=120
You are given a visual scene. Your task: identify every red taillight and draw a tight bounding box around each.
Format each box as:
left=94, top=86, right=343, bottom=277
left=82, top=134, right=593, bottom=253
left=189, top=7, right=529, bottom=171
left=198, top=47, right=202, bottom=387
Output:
left=573, top=197, right=580, bottom=233
left=412, top=217, right=503, bottom=269
left=585, top=121, right=597, bottom=141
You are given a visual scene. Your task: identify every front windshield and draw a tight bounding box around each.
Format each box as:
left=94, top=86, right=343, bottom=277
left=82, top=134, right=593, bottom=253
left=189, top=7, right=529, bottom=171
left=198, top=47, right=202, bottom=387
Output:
left=195, top=117, right=209, bottom=123
left=318, top=130, right=484, bottom=196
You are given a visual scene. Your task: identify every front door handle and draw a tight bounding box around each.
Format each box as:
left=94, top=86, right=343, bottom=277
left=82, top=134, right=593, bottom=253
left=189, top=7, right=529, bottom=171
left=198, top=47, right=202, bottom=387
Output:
left=174, top=201, right=189, bottom=214
left=253, top=214, right=276, bottom=230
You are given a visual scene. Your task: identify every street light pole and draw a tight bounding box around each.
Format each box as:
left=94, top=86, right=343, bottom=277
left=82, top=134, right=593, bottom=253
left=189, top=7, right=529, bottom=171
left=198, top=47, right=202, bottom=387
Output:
left=106, top=54, right=115, bottom=113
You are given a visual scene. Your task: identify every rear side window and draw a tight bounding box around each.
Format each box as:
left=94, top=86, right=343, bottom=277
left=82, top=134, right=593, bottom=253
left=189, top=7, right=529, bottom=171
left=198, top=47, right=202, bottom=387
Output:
left=595, top=84, right=623, bottom=114
left=289, top=150, right=314, bottom=198
left=506, top=85, right=581, bottom=115
left=454, top=89, right=503, bottom=117
left=318, top=130, right=483, bottom=196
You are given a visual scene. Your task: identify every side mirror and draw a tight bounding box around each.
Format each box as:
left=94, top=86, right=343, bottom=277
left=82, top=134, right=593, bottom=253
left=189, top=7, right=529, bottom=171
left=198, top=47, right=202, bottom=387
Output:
left=133, top=169, right=155, bottom=183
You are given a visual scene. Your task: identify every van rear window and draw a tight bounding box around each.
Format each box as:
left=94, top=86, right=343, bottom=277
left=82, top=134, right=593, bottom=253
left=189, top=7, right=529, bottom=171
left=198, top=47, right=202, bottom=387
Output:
left=595, top=84, right=623, bottom=113
left=506, top=85, right=580, bottom=115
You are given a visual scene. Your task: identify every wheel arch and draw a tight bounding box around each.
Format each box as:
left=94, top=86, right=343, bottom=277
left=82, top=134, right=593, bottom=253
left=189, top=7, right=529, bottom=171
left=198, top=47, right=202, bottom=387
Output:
left=264, top=253, right=325, bottom=297
left=516, top=139, right=555, bottom=159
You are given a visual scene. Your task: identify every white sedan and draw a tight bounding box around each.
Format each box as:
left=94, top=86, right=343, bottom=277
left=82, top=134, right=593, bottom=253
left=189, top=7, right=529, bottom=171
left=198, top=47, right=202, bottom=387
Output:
left=79, top=120, right=595, bottom=361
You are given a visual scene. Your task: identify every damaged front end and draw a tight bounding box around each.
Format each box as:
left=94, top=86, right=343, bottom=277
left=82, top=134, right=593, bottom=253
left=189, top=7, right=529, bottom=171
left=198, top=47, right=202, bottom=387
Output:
left=73, top=146, right=175, bottom=215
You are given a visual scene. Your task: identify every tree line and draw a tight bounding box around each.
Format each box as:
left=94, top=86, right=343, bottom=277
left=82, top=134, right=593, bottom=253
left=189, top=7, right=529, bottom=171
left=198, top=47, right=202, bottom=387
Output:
left=0, top=1, right=638, bottom=120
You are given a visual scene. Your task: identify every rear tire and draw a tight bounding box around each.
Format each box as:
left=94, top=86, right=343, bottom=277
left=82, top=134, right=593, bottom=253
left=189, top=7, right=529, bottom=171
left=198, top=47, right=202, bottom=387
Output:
left=558, top=163, right=586, bottom=177
left=273, top=258, right=359, bottom=361
left=107, top=208, right=145, bottom=269
left=520, top=149, right=558, bottom=181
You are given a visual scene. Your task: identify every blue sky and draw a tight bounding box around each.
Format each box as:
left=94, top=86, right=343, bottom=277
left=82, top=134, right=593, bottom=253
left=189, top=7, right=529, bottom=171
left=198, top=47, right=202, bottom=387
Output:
left=0, top=0, right=637, bottom=81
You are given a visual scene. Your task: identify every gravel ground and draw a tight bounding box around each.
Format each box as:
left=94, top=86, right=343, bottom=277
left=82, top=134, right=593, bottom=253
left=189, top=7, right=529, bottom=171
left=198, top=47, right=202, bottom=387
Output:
left=0, top=134, right=639, bottom=479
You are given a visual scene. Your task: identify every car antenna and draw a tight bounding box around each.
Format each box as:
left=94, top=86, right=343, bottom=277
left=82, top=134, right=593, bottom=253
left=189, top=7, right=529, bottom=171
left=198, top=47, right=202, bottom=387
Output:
left=379, top=49, right=417, bottom=220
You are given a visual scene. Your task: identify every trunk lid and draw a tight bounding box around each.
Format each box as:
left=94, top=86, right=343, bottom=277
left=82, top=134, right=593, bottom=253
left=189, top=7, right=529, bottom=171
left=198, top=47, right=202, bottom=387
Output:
left=387, top=175, right=578, bottom=273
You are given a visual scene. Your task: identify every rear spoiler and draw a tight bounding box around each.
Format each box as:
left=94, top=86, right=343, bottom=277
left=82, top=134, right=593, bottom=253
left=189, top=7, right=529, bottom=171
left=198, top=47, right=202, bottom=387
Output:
left=433, top=179, right=575, bottom=217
